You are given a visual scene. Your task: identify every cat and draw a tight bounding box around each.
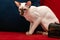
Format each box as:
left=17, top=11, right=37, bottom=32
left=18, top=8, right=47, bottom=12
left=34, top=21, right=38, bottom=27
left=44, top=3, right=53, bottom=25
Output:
left=15, top=1, right=59, bottom=35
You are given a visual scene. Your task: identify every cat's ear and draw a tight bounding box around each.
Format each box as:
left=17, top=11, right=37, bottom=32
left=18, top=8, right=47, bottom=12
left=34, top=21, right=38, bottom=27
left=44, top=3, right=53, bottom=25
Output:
left=26, top=1, right=31, bottom=7
left=15, top=1, right=21, bottom=7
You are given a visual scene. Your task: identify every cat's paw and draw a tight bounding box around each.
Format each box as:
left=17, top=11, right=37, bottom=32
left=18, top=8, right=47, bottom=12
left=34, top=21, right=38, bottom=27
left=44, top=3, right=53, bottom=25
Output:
left=26, top=32, right=29, bottom=35
left=26, top=32, right=32, bottom=35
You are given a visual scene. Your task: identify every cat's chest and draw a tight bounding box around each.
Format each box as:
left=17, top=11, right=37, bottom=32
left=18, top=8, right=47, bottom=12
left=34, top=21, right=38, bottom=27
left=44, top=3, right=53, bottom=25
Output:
left=24, top=13, right=35, bottom=22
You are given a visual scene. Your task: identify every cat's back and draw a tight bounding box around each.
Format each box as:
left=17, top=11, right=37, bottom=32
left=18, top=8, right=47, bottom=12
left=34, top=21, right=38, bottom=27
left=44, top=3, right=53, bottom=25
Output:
left=29, top=6, right=48, bottom=18
left=29, top=6, right=37, bottom=11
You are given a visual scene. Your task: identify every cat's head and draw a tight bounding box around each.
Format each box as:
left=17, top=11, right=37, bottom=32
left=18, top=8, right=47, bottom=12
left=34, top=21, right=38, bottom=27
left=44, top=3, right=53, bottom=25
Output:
left=15, top=1, right=31, bottom=15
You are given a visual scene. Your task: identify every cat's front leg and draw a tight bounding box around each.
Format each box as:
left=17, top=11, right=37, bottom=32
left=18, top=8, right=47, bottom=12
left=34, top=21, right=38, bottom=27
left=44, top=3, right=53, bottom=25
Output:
left=26, top=17, right=41, bottom=35
left=26, top=22, right=33, bottom=35
left=29, top=23, right=33, bottom=30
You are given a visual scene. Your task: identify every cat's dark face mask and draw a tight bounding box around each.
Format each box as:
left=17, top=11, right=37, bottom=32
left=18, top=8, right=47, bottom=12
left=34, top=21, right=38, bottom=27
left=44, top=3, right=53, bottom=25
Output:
left=19, top=8, right=27, bottom=15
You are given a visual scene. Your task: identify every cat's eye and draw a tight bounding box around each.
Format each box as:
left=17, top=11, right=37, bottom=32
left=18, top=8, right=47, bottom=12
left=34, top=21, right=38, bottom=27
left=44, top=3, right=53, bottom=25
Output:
left=23, top=9, right=27, bottom=10
left=19, top=9, right=27, bottom=11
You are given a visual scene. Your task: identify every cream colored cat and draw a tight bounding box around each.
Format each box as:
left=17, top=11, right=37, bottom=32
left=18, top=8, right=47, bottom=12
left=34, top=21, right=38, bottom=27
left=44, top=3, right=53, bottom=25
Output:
left=15, top=1, right=59, bottom=35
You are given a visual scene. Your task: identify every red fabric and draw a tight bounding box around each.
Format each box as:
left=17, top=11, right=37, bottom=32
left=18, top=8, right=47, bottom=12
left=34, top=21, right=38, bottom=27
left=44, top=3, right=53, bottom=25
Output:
left=0, top=32, right=60, bottom=40
left=43, top=0, right=60, bottom=21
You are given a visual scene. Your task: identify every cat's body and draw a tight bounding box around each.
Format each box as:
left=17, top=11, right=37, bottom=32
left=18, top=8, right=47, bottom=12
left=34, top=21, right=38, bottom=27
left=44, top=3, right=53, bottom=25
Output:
left=23, top=6, right=59, bottom=35
left=15, top=1, right=59, bottom=35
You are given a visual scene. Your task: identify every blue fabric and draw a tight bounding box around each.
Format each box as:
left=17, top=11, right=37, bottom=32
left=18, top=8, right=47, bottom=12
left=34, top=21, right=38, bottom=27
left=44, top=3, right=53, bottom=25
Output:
left=31, top=0, right=40, bottom=6
left=0, top=0, right=29, bottom=31
left=0, top=0, right=42, bottom=31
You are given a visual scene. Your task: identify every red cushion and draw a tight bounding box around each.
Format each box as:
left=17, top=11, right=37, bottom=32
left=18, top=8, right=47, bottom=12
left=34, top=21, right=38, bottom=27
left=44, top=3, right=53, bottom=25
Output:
left=0, top=32, right=60, bottom=40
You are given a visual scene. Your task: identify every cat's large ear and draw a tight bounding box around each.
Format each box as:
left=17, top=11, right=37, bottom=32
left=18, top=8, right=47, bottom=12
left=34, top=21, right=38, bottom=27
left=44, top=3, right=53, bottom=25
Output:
left=15, top=1, right=21, bottom=7
left=26, top=1, right=31, bottom=7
